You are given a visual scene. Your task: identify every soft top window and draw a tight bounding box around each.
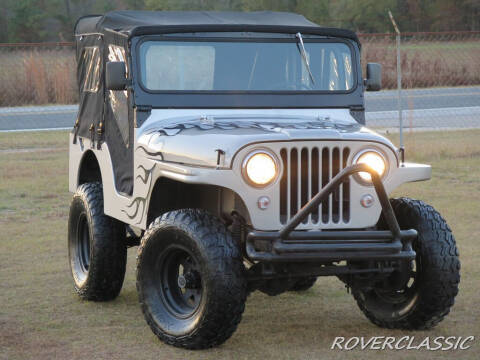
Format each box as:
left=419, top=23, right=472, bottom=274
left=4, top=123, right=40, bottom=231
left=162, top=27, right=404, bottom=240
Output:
left=80, top=47, right=101, bottom=93
left=139, top=39, right=354, bottom=92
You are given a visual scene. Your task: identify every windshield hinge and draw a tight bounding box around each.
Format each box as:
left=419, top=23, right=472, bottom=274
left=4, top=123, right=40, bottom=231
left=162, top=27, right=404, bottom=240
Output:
left=349, top=105, right=364, bottom=111
left=349, top=105, right=365, bottom=125
left=137, top=105, right=152, bottom=112
left=135, top=105, right=152, bottom=127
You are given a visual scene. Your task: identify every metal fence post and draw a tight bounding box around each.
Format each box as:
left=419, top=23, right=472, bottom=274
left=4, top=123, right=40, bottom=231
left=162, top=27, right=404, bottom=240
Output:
left=388, top=11, right=405, bottom=163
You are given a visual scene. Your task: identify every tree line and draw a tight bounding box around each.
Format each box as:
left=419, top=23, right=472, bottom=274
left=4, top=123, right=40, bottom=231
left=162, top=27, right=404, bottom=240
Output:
left=1, top=0, right=479, bottom=43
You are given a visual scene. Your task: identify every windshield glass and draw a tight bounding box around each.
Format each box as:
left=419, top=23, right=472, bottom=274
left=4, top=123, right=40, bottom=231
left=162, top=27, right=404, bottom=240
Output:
left=139, top=39, right=354, bottom=92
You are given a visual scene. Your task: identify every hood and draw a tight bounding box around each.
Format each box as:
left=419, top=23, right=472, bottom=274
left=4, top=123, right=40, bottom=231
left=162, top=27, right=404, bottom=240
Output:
left=136, top=109, right=396, bottom=168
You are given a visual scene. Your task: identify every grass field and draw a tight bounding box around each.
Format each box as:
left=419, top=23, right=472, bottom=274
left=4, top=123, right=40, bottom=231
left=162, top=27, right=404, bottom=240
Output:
left=1, top=130, right=479, bottom=359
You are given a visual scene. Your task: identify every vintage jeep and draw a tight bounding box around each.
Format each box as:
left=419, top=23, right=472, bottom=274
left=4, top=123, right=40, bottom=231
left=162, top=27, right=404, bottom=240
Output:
left=68, top=11, right=460, bottom=349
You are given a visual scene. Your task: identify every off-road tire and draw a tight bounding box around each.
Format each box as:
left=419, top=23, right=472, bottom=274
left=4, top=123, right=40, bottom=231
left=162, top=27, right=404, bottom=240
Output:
left=136, top=209, right=247, bottom=349
left=290, top=276, right=317, bottom=292
left=68, top=182, right=127, bottom=301
left=353, top=198, right=460, bottom=330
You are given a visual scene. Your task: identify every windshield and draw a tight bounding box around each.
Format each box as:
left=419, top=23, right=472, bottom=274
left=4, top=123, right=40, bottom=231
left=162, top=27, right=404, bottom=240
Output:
left=139, top=39, right=355, bottom=92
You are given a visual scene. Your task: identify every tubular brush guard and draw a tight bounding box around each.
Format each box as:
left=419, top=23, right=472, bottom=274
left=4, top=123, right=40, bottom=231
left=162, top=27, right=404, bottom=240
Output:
left=246, top=163, right=417, bottom=262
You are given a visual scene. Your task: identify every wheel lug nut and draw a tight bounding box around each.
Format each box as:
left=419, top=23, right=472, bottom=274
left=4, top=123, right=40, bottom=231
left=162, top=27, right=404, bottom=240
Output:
left=177, top=275, right=187, bottom=288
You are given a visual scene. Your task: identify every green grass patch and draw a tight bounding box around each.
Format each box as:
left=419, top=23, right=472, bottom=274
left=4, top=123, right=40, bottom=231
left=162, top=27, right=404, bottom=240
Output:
left=0, top=130, right=69, bottom=151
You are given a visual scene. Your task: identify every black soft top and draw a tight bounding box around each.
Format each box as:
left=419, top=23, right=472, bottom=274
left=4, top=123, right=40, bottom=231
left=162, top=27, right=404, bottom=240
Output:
left=74, top=10, right=359, bottom=44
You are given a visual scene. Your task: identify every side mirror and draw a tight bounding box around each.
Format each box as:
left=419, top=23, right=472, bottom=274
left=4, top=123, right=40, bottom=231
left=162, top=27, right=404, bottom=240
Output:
left=365, top=63, right=382, bottom=91
left=106, top=61, right=127, bottom=90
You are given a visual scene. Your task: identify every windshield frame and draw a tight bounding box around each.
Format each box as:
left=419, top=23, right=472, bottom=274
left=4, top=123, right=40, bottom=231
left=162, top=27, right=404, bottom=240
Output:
left=134, top=35, right=358, bottom=95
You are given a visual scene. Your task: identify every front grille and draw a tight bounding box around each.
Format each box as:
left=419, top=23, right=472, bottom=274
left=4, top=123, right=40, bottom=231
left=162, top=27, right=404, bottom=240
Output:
left=279, top=145, right=350, bottom=225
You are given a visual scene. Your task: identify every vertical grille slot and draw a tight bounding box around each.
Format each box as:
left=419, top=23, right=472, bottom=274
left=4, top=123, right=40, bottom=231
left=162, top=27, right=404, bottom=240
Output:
left=300, top=148, right=309, bottom=224
left=311, top=147, right=319, bottom=223
left=321, top=148, right=330, bottom=223
left=279, top=144, right=351, bottom=226
left=342, top=147, right=351, bottom=222
left=332, top=147, right=340, bottom=223
left=290, top=148, right=298, bottom=217
left=279, top=149, right=288, bottom=224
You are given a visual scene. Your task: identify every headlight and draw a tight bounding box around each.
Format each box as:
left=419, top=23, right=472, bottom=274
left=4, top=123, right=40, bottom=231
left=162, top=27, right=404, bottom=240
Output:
left=354, top=149, right=387, bottom=183
left=242, top=150, right=278, bottom=187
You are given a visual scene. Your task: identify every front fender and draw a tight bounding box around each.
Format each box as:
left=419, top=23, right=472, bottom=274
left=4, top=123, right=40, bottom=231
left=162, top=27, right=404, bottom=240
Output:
left=145, top=160, right=431, bottom=232
left=384, top=163, right=431, bottom=193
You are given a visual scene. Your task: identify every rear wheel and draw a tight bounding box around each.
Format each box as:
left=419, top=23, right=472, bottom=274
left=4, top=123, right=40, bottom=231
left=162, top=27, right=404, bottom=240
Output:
left=68, top=182, right=127, bottom=301
left=353, top=198, right=460, bottom=329
left=136, top=209, right=247, bottom=349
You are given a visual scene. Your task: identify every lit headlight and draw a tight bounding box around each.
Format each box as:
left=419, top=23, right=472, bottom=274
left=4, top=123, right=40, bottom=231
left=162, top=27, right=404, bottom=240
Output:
left=354, top=149, right=387, bottom=183
left=242, top=150, right=278, bottom=187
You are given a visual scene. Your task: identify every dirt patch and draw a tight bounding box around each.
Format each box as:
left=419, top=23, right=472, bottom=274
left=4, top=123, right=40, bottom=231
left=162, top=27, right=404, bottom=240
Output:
left=0, top=319, right=24, bottom=347
left=0, top=318, right=72, bottom=360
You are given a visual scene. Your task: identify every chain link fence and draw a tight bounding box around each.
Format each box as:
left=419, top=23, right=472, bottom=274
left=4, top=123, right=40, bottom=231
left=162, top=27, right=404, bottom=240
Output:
left=360, top=31, right=480, bottom=89
left=359, top=31, right=480, bottom=130
left=0, top=32, right=479, bottom=131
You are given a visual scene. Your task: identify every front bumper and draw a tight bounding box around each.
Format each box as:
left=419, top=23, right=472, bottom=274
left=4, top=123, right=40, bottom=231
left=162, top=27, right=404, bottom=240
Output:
left=246, top=163, right=417, bottom=262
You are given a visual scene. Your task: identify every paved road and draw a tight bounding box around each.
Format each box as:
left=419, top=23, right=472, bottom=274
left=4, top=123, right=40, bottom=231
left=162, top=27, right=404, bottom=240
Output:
left=366, top=86, right=480, bottom=112
left=0, top=86, right=479, bottom=132
left=0, top=105, right=77, bottom=132
left=365, top=86, right=480, bottom=129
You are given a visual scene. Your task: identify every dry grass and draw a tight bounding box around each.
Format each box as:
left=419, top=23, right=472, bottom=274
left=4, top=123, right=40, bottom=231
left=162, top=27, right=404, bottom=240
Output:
left=0, top=47, right=77, bottom=107
left=360, top=36, right=480, bottom=89
left=0, top=129, right=479, bottom=359
left=388, top=129, right=480, bottom=162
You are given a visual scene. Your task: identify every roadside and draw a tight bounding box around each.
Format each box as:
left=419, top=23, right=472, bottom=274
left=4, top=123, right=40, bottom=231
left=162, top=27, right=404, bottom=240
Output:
left=0, top=86, right=478, bottom=132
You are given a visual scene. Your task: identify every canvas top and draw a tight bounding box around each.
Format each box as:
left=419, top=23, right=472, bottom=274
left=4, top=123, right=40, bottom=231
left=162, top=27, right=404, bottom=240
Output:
left=74, top=10, right=359, bottom=44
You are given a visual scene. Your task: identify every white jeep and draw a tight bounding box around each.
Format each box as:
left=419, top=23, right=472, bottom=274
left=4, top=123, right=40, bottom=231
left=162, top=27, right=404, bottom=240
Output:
left=68, top=10, right=460, bottom=349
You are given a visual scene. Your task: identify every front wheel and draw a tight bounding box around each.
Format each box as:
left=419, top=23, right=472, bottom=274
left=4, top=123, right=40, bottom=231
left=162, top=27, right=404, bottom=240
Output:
left=136, top=209, right=247, bottom=349
left=353, top=198, right=460, bottom=330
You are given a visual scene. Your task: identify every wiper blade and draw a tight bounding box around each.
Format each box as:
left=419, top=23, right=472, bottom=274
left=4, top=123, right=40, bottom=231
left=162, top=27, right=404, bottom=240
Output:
left=295, top=32, right=315, bottom=85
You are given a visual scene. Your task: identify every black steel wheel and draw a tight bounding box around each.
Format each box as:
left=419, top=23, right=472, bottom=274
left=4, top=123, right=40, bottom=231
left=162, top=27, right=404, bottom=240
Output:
left=157, top=246, right=203, bottom=318
left=72, top=213, right=91, bottom=283
left=68, top=182, right=127, bottom=301
left=373, top=254, right=419, bottom=306
left=137, top=209, right=247, bottom=349
left=353, top=198, right=460, bottom=329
